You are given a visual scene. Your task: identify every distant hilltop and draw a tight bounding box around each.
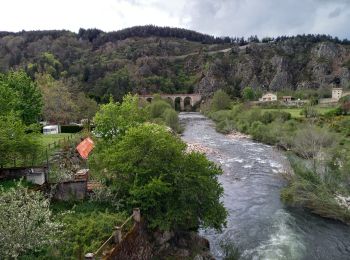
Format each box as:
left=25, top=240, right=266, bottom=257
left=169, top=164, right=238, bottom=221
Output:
left=1, top=25, right=350, bottom=101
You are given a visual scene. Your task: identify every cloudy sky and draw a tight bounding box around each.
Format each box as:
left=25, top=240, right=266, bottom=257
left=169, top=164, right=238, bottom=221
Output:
left=1, top=0, right=350, bottom=38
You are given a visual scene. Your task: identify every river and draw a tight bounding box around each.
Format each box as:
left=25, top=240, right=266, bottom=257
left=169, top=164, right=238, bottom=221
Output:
left=180, top=112, right=350, bottom=260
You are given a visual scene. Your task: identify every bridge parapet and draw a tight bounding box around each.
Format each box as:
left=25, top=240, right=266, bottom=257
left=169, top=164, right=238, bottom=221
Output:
left=139, top=94, right=202, bottom=111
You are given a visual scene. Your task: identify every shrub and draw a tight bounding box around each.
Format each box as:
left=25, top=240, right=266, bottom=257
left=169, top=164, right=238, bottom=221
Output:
left=0, top=184, right=62, bottom=258
left=216, top=119, right=235, bottom=134
left=162, top=108, right=181, bottom=132
left=300, top=106, right=319, bottom=118
left=211, top=90, right=232, bottom=111
left=150, top=99, right=172, bottom=118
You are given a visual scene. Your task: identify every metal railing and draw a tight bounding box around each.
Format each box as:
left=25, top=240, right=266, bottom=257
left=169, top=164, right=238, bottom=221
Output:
left=85, top=208, right=141, bottom=260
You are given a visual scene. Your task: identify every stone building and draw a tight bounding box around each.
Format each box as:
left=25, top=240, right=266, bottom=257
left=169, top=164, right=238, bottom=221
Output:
left=259, top=93, right=277, bottom=102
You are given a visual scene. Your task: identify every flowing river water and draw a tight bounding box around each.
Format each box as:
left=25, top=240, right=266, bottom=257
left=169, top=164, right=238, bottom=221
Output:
left=180, top=112, right=350, bottom=260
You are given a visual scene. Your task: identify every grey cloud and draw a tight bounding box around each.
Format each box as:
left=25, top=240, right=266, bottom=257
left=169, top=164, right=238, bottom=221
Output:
left=179, top=0, right=350, bottom=39
left=329, top=7, right=342, bottom=18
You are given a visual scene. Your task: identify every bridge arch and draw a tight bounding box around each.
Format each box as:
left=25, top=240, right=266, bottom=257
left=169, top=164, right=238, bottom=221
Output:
left=174, top=97, right=182, bottom=111
left=184, top=96, right=192, bottom=111
left=139, top=94, right=201, bottom=111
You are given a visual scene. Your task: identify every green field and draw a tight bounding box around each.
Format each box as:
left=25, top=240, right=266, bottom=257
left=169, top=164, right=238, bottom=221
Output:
left=261, top=107, right=334, bottom=118
left=40, top=133, right=76, bottom=147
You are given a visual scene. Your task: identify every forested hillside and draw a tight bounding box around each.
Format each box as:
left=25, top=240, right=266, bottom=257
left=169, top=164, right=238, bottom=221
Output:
left=1, top=25, right=350, bottom=102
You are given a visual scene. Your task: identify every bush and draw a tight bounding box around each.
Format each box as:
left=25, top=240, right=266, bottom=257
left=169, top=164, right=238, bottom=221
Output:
left=300, top=106, right=319, bottom=118
left=150, top=99, right=172, bottom=118
left=0, top=184, right=62, bottom=258
left=211, top=90, right=232, bottom=111
left=216, top=119, right=235, bottom=134
left=90, top=124, right=227, bottom=231
left=162, top=108, right=181, bottom=132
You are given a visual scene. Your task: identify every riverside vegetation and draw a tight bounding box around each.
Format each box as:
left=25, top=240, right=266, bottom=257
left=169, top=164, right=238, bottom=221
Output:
left=205, top=90, right=350, bottom=224
left=0, top=72, right=226, bottom=259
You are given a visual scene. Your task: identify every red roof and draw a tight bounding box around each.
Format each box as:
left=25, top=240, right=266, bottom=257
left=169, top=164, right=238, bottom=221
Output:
left=76, top=137, right=94, bottom=160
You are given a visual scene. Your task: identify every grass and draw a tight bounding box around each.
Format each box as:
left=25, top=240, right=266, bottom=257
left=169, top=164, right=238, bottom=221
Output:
left=40, top=133, right=76, bottom=147
left=261, top=107, right=334, bottom=118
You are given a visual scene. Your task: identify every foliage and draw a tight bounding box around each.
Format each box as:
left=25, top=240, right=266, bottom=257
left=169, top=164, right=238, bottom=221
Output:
left=221, top=241, right=241, bottom=260
left=0, top=70, right=42, bottom=124
left=162, top=108, right=181, bottom=133
left=36, top=74, right=98, bottom=124
left=0, top=113, right=41, bottom=167
left=0, top=183, right=62, bottom=258
left=90, top=123, right=227, bottom=231
left=281, top=157, right=350, bottom=224
left=300, top=106, right=319, bottom=118
left=211, top=90, right=232, bottom=111
left=210, top=102, right=350, bottom=223
left=23, top=201, right=128, bottom=259
left=93, top=94, right=148, bottom=140
left=149, top=98, right=172, bottom=118
left=241, top=86, right=256, bottom=101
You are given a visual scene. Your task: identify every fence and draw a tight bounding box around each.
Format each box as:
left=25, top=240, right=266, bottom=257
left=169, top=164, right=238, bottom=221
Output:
left=85, top=208, right=141, bottom=260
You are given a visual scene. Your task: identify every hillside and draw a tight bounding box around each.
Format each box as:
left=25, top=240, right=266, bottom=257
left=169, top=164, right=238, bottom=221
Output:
left=1, top=26, right=350, bottom=101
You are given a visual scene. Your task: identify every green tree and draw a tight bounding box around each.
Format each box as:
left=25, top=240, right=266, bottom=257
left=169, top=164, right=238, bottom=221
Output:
left=0, top=113, right=41, bottom=167
left=93, top=94, right=147, bottom=140
left=211, top=90, right=232, bottom=111
left=75, top=92, right=99, bottom=120
left=37, top=74, right=78, bottom=124
left=0, top=71, right=42, bottom=124
left=90, top=124, right=227, bottom=231
left=0, top=184, right=62, bottom=258
left=241, top=86, right=255, bottom=101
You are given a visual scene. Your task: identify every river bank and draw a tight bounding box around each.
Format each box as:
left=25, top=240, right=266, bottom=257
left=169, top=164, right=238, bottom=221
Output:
left=204, top=105, right=350, bottom=225
left=180, top=112, right=350, bottom=260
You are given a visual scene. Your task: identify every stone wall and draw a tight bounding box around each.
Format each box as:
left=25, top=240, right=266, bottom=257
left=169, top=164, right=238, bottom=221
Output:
left=0, top=166, right=47, bottom=184
left=52, top=180, right=87, bottom=201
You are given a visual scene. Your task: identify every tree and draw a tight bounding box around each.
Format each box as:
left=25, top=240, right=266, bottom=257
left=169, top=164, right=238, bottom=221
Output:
left=0, top=184, right=62, bottom=258
left=211, top=90, right=232, bottom=111
left=0, top=71, right=42, bottom=124
left=292, top=125, right=335, bottom=174
left=75, top=92, right=99, bottom=120
left=93, top=94, right=147, bottom=140
left=38, top=76, right=77, bottom=124
left=241, top=86, right=255, bottom=101
left=0, top=113, right=41, bottom=167
left=90, top=124, right=227, bottom=231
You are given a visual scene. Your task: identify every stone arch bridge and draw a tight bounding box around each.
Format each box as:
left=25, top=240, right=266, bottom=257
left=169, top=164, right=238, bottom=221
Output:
left=139, top=94, right=202, bottom=111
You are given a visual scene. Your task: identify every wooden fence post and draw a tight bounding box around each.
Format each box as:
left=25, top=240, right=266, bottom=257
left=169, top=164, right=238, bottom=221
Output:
left=114, top=226, right=122, bottom=244
left=84, top=252, right=95, bottom=260
left=133, top=208, right=141, bottom=223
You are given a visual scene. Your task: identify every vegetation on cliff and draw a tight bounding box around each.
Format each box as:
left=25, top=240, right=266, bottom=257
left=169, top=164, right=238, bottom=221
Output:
left=2, top=26, right=350, bottom=102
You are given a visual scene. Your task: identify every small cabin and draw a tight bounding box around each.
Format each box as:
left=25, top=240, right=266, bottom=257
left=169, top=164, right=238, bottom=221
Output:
left=281, top=96, right=292, bottom=102
left=43, top=125, right=61, bottom=135
left=259, top=93, right=277, bottom=102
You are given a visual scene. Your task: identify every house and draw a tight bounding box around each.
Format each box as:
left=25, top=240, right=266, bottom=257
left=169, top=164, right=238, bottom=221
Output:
left=332, top=88, right=350, bottom=101
left=259, top=93, right=277, bottom=102
left=281, top=96, right=292, bottom=102
left=320, top=88, right=350, bottom=104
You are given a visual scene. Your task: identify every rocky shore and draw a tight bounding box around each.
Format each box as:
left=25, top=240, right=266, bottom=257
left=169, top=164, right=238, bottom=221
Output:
left=226, top=131, right=251, bottom=140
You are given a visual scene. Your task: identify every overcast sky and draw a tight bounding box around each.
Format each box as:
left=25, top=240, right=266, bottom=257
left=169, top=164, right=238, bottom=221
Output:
left=1, top=0, right=350, bottom=39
